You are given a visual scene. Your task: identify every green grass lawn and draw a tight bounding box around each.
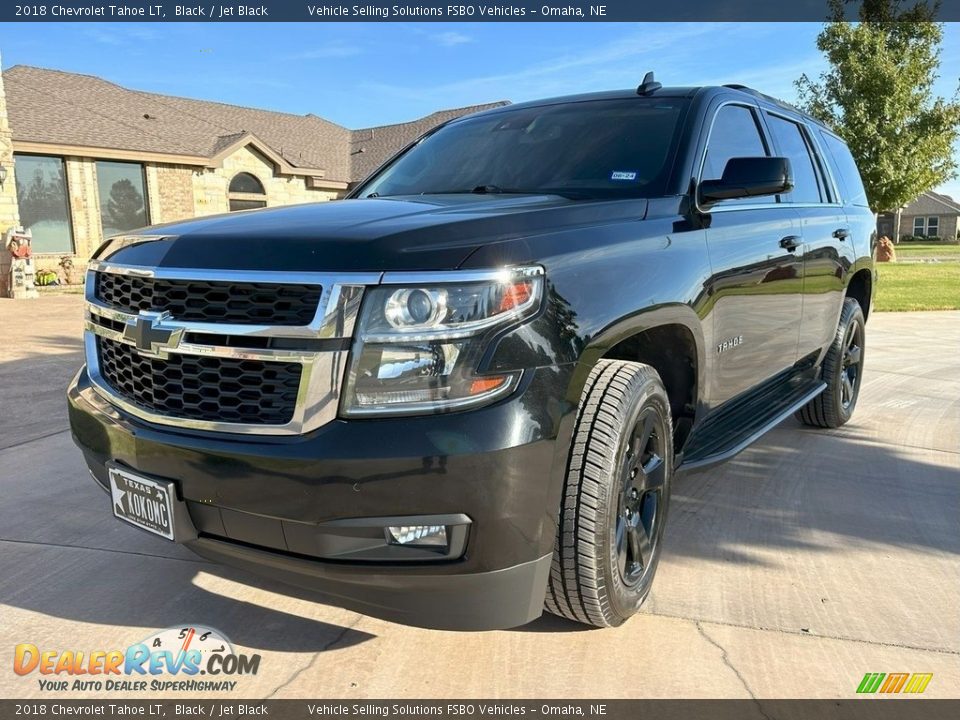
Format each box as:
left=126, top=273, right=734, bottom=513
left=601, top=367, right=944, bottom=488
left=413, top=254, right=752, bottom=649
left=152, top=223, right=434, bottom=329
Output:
left=875, top=262, right=960, bottom=311
left=894, top=242, right=960, bottom=258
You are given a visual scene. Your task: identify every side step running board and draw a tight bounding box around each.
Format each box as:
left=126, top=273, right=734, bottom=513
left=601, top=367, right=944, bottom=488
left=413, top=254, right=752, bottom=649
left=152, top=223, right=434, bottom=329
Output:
left=679, top=378, right=826, bottom=472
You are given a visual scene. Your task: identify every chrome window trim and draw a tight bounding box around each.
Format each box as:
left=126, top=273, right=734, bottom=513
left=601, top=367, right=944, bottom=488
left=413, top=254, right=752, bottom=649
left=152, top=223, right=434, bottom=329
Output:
left=694, top=100, right=844, bottom=214
left=708, top=201, right=844, bottom=213
left=84, top=262, right=381, bottom=436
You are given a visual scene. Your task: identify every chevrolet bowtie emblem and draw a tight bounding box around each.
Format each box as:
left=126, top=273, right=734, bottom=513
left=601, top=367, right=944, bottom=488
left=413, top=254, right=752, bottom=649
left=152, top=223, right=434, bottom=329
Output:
left=122, top=312, right=183, bottom=359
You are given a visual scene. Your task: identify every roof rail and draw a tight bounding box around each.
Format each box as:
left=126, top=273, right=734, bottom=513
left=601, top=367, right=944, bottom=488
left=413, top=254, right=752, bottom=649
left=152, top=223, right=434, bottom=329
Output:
left=721, top=84, right=828, bottom=128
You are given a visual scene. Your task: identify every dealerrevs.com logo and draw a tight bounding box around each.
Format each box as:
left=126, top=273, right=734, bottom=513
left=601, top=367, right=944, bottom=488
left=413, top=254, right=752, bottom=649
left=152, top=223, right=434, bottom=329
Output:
left=856, top=672, right=933, bottom=694
left=13, top=625, right=261, bottom=693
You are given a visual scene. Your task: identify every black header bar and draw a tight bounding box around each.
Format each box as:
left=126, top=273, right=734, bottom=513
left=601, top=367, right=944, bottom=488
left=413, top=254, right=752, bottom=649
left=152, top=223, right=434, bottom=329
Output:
left=2, top=0, right=959, bottom=23
left=0, top=700, right=958, bottom=720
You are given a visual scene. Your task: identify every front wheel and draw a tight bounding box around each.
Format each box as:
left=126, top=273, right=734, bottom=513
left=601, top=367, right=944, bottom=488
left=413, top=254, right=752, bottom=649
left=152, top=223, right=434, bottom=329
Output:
left=796, top=297, right=866, bottom=428
left=545, top=360, right=673, bottom=628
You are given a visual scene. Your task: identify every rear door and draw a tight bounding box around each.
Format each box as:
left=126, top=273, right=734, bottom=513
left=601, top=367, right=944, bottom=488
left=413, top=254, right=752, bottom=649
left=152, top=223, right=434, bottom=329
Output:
left=764, top=112, right=856, bottom=360
left=699, top=103, right=804, bottom=407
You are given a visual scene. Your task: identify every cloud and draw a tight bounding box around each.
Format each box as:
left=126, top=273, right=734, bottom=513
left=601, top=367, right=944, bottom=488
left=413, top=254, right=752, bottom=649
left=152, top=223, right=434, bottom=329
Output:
left=434, top=31, right=473, bottom=47
left=290, top=43, right=363, bottom=60
left=84, top=28, right=162, bottom=46
left=408, top=27, right=473, bottom=47
left=359, top=23, right=718, bottom=106
left=698, top=55, right=828, bottom=104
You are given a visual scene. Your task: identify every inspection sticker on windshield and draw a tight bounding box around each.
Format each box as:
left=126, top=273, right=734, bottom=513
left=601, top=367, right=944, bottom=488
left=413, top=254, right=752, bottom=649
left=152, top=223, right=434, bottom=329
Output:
left=610, top=171, right=637, bottom=181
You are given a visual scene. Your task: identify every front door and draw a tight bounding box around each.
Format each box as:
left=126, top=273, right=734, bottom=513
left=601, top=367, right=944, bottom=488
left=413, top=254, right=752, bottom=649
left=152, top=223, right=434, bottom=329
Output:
left=704, top=209, right=804, bottom=406
left=697, top=103, right=804, bottom=407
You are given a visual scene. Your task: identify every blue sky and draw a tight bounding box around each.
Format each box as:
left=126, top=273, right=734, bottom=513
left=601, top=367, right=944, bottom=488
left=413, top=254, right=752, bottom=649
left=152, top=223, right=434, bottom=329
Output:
left=2, top=22, right=959, bottom=198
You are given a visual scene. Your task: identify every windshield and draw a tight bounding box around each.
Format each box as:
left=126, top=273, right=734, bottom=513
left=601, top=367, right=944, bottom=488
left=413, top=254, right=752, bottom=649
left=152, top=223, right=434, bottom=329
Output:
left=357, top=97, right=690, bottom=200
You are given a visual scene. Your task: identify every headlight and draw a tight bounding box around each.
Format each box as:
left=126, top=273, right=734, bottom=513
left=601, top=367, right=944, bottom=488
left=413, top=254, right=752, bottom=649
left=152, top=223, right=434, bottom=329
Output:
left=341, top=266, right=544, bottom=416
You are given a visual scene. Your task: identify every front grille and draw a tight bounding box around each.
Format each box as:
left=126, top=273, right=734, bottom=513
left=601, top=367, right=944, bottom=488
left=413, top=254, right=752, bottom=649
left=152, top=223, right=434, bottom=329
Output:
left=95, top=272, right=323, bottom=325
left=97, top=337, right=302, bottom=425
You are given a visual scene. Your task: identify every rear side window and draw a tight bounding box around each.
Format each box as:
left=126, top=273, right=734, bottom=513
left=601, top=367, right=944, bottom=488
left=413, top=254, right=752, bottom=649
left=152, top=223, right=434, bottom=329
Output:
left=765, top=114, right=824, bottom=203
left=819, top=132, right=869, bottom=207
left=702, top=104, right=774, bottom=204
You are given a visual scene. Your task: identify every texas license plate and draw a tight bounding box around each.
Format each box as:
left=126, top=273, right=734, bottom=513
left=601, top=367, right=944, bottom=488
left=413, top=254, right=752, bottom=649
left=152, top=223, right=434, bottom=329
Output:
left=109, top=466, right=175, bottom=540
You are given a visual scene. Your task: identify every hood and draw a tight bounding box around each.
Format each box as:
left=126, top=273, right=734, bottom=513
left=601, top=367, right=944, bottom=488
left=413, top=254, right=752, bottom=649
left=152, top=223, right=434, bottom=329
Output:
left=96, top=195, right=649, bottom=272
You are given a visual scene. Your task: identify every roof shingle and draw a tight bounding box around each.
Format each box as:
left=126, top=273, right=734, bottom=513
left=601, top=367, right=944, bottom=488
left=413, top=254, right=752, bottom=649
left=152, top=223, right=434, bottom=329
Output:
left=2, top=64, right=507, bottom=183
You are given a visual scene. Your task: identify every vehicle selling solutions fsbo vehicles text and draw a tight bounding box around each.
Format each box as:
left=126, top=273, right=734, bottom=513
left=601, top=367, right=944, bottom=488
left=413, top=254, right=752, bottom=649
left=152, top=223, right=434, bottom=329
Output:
left=306, top=5, right=532, bottom=18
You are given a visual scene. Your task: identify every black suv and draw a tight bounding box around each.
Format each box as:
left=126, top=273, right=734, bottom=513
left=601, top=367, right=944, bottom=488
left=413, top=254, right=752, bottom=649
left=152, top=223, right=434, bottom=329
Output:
left=68, top=82, right=875, bottom=630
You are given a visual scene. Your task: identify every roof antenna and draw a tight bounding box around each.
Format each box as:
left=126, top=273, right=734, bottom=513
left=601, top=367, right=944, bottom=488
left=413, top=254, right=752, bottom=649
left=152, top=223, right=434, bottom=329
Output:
left=637, top=71, right=662, bottom=96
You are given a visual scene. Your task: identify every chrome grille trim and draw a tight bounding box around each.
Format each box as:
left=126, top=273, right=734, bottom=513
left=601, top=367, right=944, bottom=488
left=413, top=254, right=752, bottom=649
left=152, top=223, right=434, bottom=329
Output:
left=84, top=261, right=382, bottom=435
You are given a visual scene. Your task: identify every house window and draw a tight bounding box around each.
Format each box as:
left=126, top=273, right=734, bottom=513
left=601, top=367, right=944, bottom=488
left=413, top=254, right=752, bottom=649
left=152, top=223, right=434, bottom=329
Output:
left=13, top=154, right=74, bottom=254
left=96, top=161, right=150, bottom=236
left=913, top=216, right=941, bottom=237
left=228, top=172, right=267, bottom=211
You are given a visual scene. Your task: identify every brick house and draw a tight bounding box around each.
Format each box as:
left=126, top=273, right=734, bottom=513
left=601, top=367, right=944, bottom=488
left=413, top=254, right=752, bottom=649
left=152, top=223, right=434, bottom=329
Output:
left=0, top=57, right=505, bottom=278
left=876, top=191, right=960, bottom=242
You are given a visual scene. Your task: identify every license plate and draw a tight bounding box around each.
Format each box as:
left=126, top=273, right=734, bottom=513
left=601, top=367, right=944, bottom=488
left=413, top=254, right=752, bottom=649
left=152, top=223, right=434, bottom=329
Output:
left=109, top=467, right=175, bottom=540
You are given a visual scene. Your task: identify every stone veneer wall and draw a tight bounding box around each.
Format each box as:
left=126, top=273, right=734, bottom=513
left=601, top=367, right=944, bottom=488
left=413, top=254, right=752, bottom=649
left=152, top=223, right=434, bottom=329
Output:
left=0, top=50, right=19, bottom=239
left=0, top=50, right=22, bottom=293
left=191, top=144, right=339, bottom=217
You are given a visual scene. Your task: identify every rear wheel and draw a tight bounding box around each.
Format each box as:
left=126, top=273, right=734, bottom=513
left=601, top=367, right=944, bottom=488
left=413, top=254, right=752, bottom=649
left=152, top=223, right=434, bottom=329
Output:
left=545, top=360, right=673, bottom=628
left=796, top=297, right=865, bottom=428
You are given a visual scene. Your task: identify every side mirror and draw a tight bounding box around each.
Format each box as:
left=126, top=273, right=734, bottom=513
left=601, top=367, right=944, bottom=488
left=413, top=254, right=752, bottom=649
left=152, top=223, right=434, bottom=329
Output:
left=698, top=157, right=793, bottom=207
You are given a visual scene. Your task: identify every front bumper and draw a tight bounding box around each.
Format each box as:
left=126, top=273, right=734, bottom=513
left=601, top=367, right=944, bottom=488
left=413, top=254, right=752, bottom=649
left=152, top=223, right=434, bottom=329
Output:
left=68, top=365, right=573, bottom=630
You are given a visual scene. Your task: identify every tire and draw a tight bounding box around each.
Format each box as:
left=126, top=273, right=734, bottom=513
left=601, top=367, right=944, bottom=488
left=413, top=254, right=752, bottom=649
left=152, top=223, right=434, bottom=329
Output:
left=545, top=359, right=673, bottom=628
left=796, top=297, right=866, bottom=429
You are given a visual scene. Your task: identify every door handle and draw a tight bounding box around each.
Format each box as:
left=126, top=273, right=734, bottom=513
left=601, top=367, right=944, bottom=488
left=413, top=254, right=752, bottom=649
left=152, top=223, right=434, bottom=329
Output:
left=833, top=228, right=850, bottom=240
left=780, top=235, right=801, bottom=252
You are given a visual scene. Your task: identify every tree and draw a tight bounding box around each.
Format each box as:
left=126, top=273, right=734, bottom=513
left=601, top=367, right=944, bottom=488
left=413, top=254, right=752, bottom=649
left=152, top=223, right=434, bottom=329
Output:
left=106, top=178, right=145, bottom=231
left=796, top=0, right=960, bottom=231
left=16, top=165, right=68, bottom=231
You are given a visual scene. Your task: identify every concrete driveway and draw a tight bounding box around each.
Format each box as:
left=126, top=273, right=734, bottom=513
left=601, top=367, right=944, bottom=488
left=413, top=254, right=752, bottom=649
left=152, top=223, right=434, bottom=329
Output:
left=1, top=295, right=957, bottom=699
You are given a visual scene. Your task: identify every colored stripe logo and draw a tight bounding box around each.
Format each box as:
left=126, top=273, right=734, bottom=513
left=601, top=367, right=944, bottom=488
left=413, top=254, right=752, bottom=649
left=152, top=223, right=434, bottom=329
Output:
left=857, top=672, right=933, bottom=694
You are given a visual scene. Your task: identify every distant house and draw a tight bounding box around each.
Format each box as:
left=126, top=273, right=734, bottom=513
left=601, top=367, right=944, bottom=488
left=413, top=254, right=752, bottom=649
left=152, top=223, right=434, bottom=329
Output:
left=877, top=191, right=960, bottom=242
left=0, top=60, right=506, bottom=273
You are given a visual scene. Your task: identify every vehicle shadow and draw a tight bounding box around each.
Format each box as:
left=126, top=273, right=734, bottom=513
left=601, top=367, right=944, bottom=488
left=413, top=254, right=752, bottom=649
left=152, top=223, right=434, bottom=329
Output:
left=512, top=419, right=958, bottom=633
left=0, top=525, right=376, bottom=652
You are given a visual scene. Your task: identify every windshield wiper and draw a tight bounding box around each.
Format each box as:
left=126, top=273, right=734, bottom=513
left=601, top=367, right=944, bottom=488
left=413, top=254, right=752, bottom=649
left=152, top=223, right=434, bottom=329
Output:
left=415, top=186, right=592, bottom=200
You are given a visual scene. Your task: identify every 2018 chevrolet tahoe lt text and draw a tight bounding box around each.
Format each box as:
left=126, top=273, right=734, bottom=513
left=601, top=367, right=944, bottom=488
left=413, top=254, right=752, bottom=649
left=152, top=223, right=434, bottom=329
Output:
left=68, top=81, right=875, bottom=630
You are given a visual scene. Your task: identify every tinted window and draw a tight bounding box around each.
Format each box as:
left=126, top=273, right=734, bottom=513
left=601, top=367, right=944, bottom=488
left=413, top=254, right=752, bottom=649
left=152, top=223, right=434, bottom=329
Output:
left=13, top=154, right=74, bottom=253
left=228, top=172, right=267, bottom=212
left=701, top=104, right=773, bottom=204
left=702, top=105, right=769, bottom=178
left=96, top=161, right=150, bottom=235
left=359, top=98, right=689, bottom=200
left=229, top=199, right=267, bottom=212
left=765, top=114, right=823, bottom=203
left=229, top=172, right=265, bottom=194
left=819, top=131, right=869, bottom=207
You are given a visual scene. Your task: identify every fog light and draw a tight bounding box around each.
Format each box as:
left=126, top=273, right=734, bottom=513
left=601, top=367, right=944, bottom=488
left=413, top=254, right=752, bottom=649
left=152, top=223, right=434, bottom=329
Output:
left=386, top=524, right=448, bottom=547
